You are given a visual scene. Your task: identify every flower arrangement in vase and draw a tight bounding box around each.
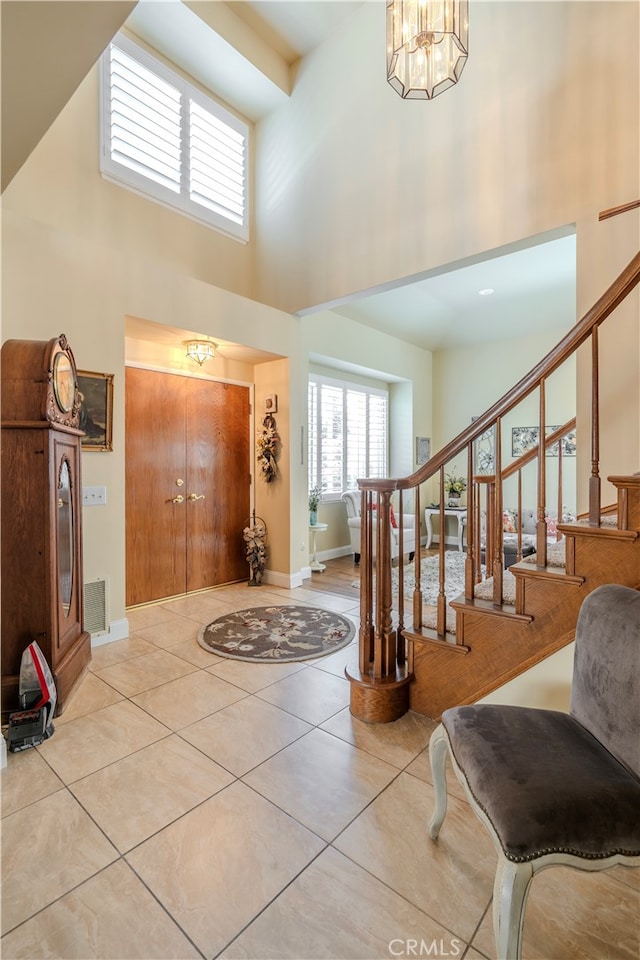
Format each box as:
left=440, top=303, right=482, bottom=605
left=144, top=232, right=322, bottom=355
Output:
left=444, top=469, right=467, bottom=503
left=308, top=485, right=323, bottom=525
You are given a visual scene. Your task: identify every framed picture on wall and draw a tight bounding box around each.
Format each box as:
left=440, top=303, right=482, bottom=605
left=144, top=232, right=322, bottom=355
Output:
left=77, top=371, right=114, bottom=451
left=512, top=425, right=577, bottom=458
left=416, top=436, right=431, bottom=465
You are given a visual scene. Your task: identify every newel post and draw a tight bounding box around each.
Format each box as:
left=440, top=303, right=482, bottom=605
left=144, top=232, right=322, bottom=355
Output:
left=346, top=479, right=412, bottom=723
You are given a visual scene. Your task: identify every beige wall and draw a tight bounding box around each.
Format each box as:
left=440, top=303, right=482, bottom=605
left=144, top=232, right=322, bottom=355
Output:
left=575, top=211, right=640, bottom=513
left=433, top=330, right=578, bottom=515
left=255, top=1, right=640, bottom=315
left=3, top=65, right=256, bottom=302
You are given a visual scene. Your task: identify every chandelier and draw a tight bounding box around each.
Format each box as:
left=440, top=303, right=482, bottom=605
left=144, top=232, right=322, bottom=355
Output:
left=185, top=340, right=216, bottom=366
left=386, top=0, right=469, bottom=100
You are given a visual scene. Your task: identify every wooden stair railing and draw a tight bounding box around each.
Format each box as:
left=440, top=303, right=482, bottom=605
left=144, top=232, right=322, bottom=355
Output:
left=468, top=416, right=577, bottom=595
left=347, top=250, right=640, bottom=723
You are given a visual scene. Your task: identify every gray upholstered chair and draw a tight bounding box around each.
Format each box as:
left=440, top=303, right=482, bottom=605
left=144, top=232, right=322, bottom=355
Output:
left=428, top=583, right=640, bottom=960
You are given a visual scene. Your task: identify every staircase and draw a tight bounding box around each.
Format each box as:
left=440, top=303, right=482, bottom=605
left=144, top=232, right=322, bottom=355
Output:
left=408, top=477, right=639, bottom=718
left=346, top=248, right=640, bottom=723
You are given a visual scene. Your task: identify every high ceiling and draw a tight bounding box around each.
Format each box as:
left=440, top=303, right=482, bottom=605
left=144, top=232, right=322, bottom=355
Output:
left=3, top=1, right=578, bottom=356
left=125, top=1, right=577, bottom=353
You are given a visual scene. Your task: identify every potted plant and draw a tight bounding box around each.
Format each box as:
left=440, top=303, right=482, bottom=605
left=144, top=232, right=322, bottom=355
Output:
left=444, top=469, right=467, bottom=502
left=308, top=485, right=323, bottom=525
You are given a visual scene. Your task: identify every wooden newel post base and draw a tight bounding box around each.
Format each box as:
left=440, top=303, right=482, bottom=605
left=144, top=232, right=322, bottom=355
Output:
left=345, top=667, right=411, bottom=723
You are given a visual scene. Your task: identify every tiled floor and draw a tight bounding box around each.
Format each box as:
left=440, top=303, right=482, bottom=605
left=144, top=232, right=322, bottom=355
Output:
left=1, top=579, right=638, bottom=960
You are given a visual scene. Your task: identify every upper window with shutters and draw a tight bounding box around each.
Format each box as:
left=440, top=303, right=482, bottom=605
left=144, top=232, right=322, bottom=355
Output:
left=100, top=34, right=249, bottom=242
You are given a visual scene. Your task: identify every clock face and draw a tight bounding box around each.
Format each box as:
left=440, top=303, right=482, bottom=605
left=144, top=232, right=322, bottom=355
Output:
left=53, top=351, right=75, bottom=414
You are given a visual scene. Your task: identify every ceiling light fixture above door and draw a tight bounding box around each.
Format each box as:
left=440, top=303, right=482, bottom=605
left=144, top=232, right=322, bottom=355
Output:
left=386, top=0, right=469, bottom=100
left=185, top=340, right=216, bottom=366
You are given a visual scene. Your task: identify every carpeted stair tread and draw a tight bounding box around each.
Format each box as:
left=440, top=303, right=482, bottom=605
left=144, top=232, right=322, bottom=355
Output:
left=522, top=540, right=567, bottom=568
left=473, top=570, right=517, bottom=604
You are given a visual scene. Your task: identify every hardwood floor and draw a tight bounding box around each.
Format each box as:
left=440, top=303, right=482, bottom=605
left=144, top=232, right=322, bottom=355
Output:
left=304, top=547, right=447, bottom=599
left=305, top=554, right=361, bottom=598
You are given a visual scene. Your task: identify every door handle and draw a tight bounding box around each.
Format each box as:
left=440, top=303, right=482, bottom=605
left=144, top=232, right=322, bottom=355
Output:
left=187, top=493, right=205, bottom=501
left=171, top=495, right=185, bottom=503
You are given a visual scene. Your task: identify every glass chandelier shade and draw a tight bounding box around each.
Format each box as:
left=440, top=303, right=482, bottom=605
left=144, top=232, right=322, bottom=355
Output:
left=185, top=340, right=216, bottom=365
left=386, top=0, right=469, bottom=100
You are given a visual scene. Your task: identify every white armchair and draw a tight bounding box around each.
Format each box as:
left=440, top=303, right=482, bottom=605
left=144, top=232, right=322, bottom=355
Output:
left=341, top=491, right=416, bottom=565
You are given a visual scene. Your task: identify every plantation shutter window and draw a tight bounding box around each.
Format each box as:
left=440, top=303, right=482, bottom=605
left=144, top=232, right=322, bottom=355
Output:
left=189, top=100, right=246, bottom=226
left=101, top=34, right=249, bottom=242
left=108, top=44, right=182, bottom=194
left=308, top=382, right=319, bottom=491
left=309, top=375, right=389, bottom=499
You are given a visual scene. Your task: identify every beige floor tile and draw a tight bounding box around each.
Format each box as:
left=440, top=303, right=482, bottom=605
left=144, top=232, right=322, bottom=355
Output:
left=94, top=648, right=197, bottom=697
left=126, top=780, right=325, bottom=958
left=309, top=640, right=360, bottom=677
left=607, top=864, right=640, bottom=890
left=1, top=748, right=64, bottom=818
left=294, top=588, right=360, bottom=613
left=243, top=727, right=399, bottom=841
left=334, top=772, right=495, bottom=943
left=256, top=665, right=351, bottom=725
left=222, top=845, right=468, bottom=960
left=134, top=614, right=202, bottom=649
left=286, top=585, right=332, bottom=604
left=473, top=864, right=640, bottom=960
left=55, top=671, right=123, bottom=725
left=70, top=735, right=234, bottom=852
left=207, top=657, right=308, bottom=693
left=180, top=695, right=312, bottom=776
left=126, top=605, right=189, bottom=633
left=88, top=633, right=159, bottom=671
left=131, top=669, right=247, bottom=730
left=1, top=789, right=117, bottom=935
left=321, top=707, right=436, bottom=769
left=35, top=700, right=170, bottom=783
left=0, top=859, right=201, bottom=959
left=159, top=591, right=235, bottom=620
left=405, top=745, right=470, bottom=804
left=165, top=634, right=225, bottom=667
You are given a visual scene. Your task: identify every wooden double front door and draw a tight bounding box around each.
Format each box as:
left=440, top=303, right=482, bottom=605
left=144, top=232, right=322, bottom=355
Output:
left=125, top=367, right=250, bottom=606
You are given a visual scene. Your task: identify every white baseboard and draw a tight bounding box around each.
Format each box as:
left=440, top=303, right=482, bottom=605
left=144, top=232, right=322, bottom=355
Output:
left=263, top=569, right=306, bottom=589
left=317, top=544, right=353, bottom=563
left=90, top=617, right=129, bottom=648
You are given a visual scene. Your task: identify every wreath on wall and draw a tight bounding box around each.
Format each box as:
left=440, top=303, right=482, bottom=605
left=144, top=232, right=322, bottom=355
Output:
left=256, top=413, right=280, bottom=483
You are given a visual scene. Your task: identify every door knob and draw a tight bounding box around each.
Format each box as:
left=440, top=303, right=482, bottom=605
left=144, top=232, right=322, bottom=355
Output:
left=171, top=495, right=184, bottom=503
left=187, top=493, right=205, bottom=501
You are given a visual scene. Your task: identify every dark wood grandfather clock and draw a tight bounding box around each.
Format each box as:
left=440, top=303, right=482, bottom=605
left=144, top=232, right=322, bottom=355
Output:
left=1, top=334, right=91, bottom=717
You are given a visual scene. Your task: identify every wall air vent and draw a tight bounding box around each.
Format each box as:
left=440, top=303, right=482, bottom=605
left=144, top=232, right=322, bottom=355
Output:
left=84, top=578, right=109, bottom=636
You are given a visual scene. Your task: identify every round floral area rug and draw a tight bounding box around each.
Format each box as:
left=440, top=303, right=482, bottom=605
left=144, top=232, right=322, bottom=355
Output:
left=197, top=605, right=355, bottom=662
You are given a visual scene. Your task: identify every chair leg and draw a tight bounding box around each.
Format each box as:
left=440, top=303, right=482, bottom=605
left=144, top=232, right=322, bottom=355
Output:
left=493, top=855, right=534, bottom=960
left=428, top=724, right=449, bottom=840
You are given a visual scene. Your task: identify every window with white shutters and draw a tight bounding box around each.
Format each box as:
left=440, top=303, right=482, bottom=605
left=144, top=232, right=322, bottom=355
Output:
left=100, top=34, right=248, bottom=242
left=309, top=375, right=388, bottom=500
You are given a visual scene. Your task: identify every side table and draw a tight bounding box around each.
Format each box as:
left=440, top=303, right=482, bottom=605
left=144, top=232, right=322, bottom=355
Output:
left=309, top=522, right=329, bottom=572
left=424, top=507, right=467, bottom=552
